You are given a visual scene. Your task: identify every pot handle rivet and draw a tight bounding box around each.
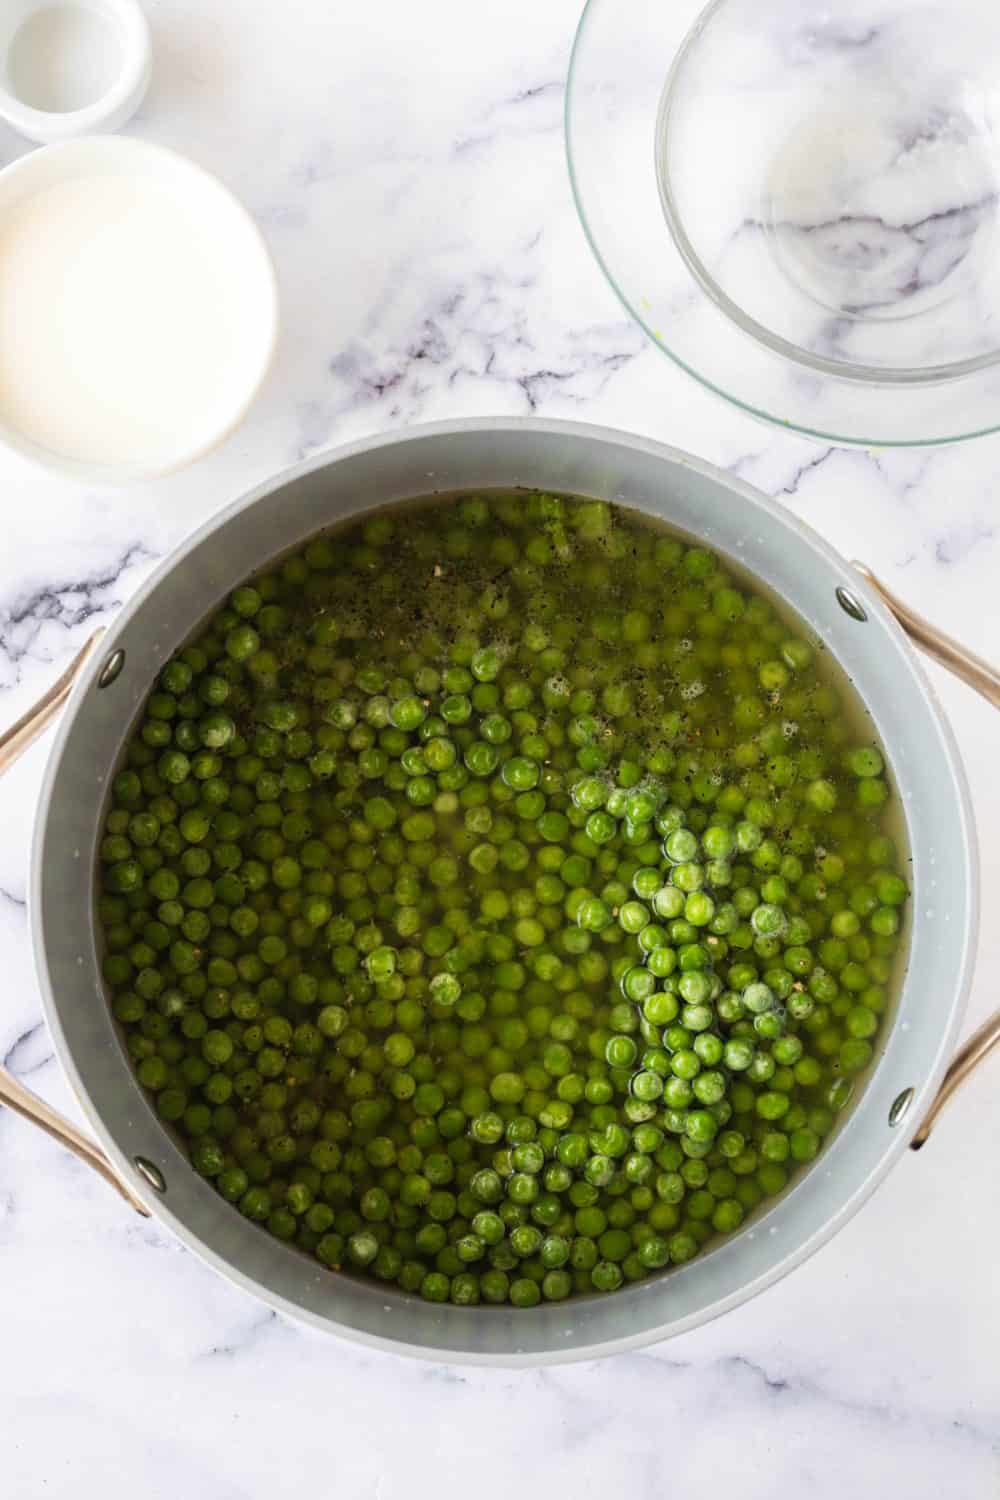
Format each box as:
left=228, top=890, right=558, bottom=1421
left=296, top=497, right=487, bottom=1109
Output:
left=97, top=648, right=126, bottom=689
left=835, top=585, right=868, bottom=622
left=134, top=1157, right=166, bottom=1193
left=888, top=1088, right=914, bottom=1127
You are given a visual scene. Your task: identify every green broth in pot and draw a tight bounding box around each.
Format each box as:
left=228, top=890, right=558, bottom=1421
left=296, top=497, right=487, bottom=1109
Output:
left=96, top=492, right=909, bottom=1307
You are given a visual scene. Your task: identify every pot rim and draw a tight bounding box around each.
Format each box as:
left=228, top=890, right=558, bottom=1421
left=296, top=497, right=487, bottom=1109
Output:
left=29, top=417, right=980, bottom=1364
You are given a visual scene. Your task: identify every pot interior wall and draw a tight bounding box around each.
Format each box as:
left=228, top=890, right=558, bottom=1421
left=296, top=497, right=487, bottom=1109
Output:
left=32, top=421, right=977, bottom=1363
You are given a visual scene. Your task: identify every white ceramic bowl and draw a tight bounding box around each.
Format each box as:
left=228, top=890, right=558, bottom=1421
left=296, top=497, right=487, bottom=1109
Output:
left=0, top=136, right=278, bottom=484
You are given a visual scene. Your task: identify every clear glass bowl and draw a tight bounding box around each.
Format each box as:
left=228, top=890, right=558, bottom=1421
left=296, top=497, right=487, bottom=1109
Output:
left=567, top=0, right=1000, bottom=445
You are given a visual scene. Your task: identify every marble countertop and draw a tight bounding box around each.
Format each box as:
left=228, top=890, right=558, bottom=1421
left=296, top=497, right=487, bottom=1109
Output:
left=1, top=2, right=998, bottom=1495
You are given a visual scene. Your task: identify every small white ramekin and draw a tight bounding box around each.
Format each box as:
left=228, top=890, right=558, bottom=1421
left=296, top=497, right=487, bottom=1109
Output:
left=0, top=0, right=152, bottom=144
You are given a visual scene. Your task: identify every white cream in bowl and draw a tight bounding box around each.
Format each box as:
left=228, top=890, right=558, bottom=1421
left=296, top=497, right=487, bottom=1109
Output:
left=0, top=137, right=278, bottom=482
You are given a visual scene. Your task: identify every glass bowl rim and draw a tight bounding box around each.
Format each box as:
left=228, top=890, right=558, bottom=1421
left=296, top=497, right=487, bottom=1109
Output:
left=565, top=0, right=1000, bottom=446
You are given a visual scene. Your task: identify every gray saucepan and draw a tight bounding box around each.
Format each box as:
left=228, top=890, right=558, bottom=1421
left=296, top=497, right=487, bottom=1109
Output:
left=2, top=419, right=996, bottom=1365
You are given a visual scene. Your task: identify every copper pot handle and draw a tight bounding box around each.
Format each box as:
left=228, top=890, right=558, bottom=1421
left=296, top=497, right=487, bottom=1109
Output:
left=850, top=564, right=1000, bottom=1147
left=0, top=576, right=995, bottom=1207
left=0, top=632, right=150, bottom=1216
left=851, top=564, right=1000, bottom=711
left=0, top=1061, right=149, bottom=1214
